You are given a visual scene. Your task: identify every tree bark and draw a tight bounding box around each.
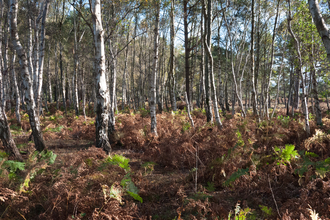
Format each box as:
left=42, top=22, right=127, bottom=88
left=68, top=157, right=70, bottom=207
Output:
left=309, top=0, right=330, bottom=63
left=73, top=11, right=80, bottom=116
left=9, top=0, right=46, bottom=151
left=150, top=1, right=160, bottom=135
left=288, top=0, right=310, bottom=135
left=60, top=42, right=67, bottom=114
left=11, top=52, right=21, bottom=125
left=264, top=0, right=280, bottom=119
left=122, top=26, right=130, bottom=110
left=170, top=0, right=177, bottom=111
left=36, top=0, right=50, bottom=116
left=47, top=43, right=52, bottom=103
left=311, top=36, right=322, bottom=125
left=205, top=0, right=222, bottom=128
left=251, top=0, right=259, bottom=119
left=203, top=0, right=213, bottom=122
left=91, top=0, right=111, bottom=153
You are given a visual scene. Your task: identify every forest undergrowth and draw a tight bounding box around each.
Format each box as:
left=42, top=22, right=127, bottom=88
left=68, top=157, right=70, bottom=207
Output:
left=1, top=102, right=330, bottom=219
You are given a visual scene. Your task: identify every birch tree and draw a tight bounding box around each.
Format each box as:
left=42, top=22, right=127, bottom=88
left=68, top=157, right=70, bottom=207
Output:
left=287, top=0, right=310, bottom=135
left=91, top=0, right=111, bottom=153
left=205, top=0, right=222, bottom=128
left=308, top=0, right=330, bottom=63
left=251, top=0, right=259, bottom=119
left=150, top=0, right=160, bottom=135
left=37, top=0, right=50, bottom=115
left=9, top=0, right=46, bottom=151
left=169, top=0, right=177, bottom=111
left=11, top=52, right=21, bottom=125
left=0, top=0, right=22, bottom=161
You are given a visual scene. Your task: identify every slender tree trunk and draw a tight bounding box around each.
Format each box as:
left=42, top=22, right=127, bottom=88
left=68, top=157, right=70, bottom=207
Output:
left=55, top=42, right=59, bottom=110
left=47, top=43, right=52, bottom=103
left=288, top=0, right=310, bottom=135
left=60, top=42, right=67, bottom=114
left=122, top=27, right=129, bottom=110
left=265, top=0, right=280, bottom=119
left=73, top=13, right=79, bottom=116
left=271, top=44, right=286, bottom=118
left=150, top=2, right=160, bottom=135
left=27, top=18, right=33, bottom=78
left=311, top=37, right=322, bottom=125
left=217, top=19, right=225, bottom=112
left=185, top=92, right=194, bottom=129
left=33, top=19, right=40, bottom=108
left=203, top=0, right=213, bottom=122
left=309, top=0, right=330, bottom=63
left=9, top=0, right=46, bottom=151
left=36, top=0, right=49, bottom=116
left=82, top=62, right=86, bottom=120
left=11, top=52, right=21, bottom=125
left=108, top=37, right=117, bottom=134
left=251, top=0, right=259, bottom=119
left=184, top=0, right=191, bottom=104
left=170, top=0, right=177, bottom=111
left=2, top=21, right=9, bottom=110
left=0, top=0, right=22, bottom=160
left=199, top=10, right=206, bottom=110
left=0, top=106, right=23, bottom=161
left=92, top=0, right=111, bottom=153
left=205, top=0, right=222, bottom=128
left=131, top=15, right=138, bottom=110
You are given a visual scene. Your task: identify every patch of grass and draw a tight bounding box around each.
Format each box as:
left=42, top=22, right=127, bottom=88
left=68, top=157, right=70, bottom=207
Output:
left=44, top=125, right=64, bottom=133
left=259, top=205, right=272, bottom=217
left=223, top=168, right=249, bottom=187
left=10, top=124, right=22, bottom=131
left=205, top=181, right=215, bottom=192
left=141, top=161, right=156, bottom=175
left=277, top=115, right=291, bottom=128
left=188, top=192, right=212, bottom=202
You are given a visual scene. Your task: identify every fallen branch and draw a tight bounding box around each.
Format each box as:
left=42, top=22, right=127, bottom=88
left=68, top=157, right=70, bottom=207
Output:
left=268, top=174, right=281, bottom=218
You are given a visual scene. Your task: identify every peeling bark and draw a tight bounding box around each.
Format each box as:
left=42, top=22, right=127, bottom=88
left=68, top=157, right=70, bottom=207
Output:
left=92, top=0, right=111, bottom=153
left=9, top=0, right=46, bottom=151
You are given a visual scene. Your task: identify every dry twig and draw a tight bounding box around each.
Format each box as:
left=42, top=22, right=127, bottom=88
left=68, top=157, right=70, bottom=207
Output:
left=268, top=174, right=281, bottom=218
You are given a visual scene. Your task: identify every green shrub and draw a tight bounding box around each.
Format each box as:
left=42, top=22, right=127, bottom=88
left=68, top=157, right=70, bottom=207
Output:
left=274, top=144, right=299, bottom=165
left=277, top=115, right=290, bottom=128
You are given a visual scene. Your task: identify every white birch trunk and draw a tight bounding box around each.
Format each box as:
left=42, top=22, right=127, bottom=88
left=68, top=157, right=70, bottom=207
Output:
left=205, top=0, right=223, bottom=128
left=288, top=0, right=310, bottom=135
left=36, top=0, right=49, bottom=115
left=0, top=0, right=22, bottom=161
left=170, top=0, right=177, bottom=111
left=47, top=43, right=52, bottom=103
left=9, top=0, right=46, bottom=151
left=150, top=2, right=160, bottom=135
left=92, top=0, right=111, bottom=153
left=27, top=18, right=33, bottom=78
left=73, top=12, right=79, bottom=116
left=122, top=28, right=129, bottom=110
left=2, top=21, right=8, bottom=110
left=309, top=0, right=330, bottom=63
left=264, top=0, right=280, bottom=119
left=11, top=52, right=21, bottom=125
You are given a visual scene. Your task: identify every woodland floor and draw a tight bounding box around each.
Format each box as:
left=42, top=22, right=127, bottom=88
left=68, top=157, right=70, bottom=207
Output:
left=1, top=101, right=330, bottom=219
